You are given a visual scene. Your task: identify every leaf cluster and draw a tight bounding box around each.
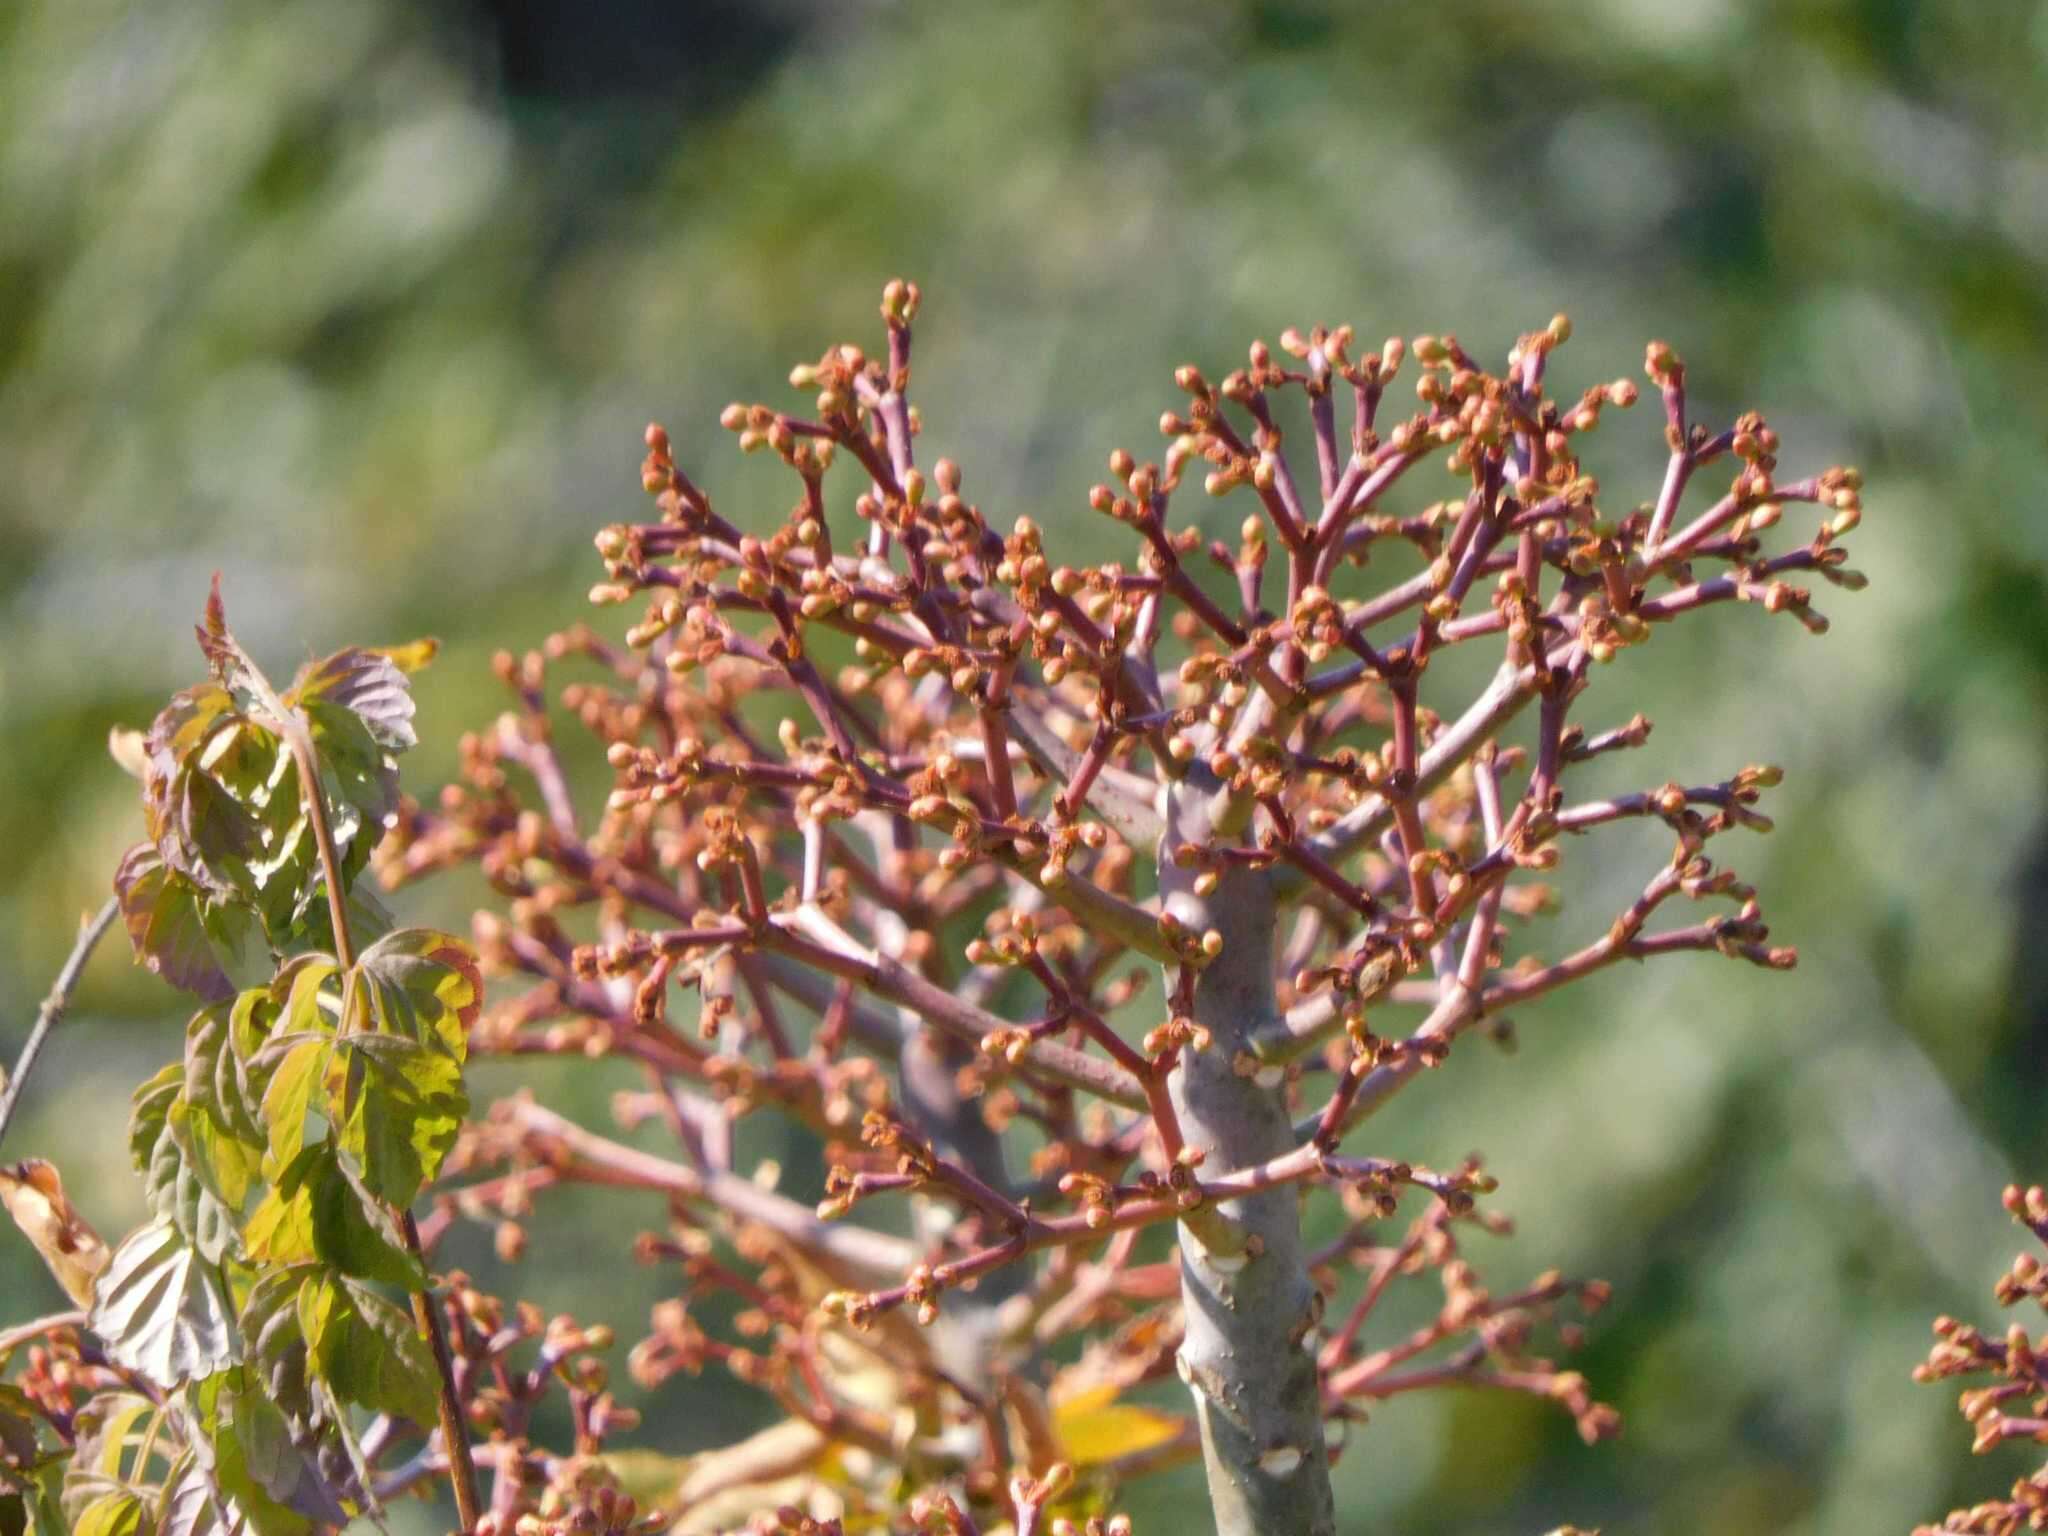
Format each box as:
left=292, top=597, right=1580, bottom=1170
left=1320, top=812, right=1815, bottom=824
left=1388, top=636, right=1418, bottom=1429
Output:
left=5, top=593, right=479, bottom=1536
left=113, top=590, right=434, bottom=1001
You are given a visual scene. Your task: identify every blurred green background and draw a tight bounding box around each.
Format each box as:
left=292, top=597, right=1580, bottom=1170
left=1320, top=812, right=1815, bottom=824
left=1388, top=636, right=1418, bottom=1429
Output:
left=4, top=1, right=2047, bottom=1532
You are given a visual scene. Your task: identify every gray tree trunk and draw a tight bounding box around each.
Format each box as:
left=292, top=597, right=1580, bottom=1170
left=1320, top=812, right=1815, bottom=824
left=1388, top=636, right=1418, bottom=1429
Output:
left=1160, top=786, right=1337, bottom=1535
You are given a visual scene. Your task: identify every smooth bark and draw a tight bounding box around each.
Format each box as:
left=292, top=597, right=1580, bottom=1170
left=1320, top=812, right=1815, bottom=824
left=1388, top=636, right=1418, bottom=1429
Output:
left=1161, top=785, right=1336, bottom=1535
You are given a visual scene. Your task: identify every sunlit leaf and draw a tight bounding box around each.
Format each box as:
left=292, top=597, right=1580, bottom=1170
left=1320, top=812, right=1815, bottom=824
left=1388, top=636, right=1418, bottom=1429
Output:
left=181, top=1110, right=256, bottom=1222
left=257, top=1044, right=325, bottom=1174
left=240, top=1193, right=312, bottom=1270
left=324, top=1034, right=464, bottom=1207
left=296, top=1271, right=435, bottom=1425
left=141, top=682, right=273, bottom=911
left=0, top=1159, right=111, bottom=1309
left=88, top=1220, right=240, bottom=1389
left=1051, top=1384, right=1186, bottom=1467
left=298, top=702, right=396, bottom=868
left=127, top=584, right=423, bottom=963
left=347, top=929, right=480, bottom=1060
left=68, top=1494, right=142, bottom=1536
left=272, top=960, right=338, bottom=1041
left=165, top=767, right=263, bottom=903
left=286, top=650, right=420, bottom=753
left=141, top=685, right=237, bottom=813
left=62, top=1392, right=181, bottom=1536
left=247, top=1147, right=418, bottom=1288
left=367, top=639, right=437, bottom=676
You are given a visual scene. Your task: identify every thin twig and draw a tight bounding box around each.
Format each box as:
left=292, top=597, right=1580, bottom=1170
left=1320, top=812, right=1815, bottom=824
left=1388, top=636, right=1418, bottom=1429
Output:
left=0, top=897, right=120, bottom=1153
left=0, top=1308, right=87, bottom=1358
left=278, top=706, right=484, bottom=1534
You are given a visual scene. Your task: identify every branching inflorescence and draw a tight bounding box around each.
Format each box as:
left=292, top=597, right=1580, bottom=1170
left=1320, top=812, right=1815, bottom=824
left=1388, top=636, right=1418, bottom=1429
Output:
left=363, top=281, right=1865, bottom=1533
left=1914, top=1184, right=2048, bottom=1536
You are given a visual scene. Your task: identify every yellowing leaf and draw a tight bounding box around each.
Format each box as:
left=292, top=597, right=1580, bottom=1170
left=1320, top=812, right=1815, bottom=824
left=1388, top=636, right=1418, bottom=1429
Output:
left=369, top=638, right=438, bottom=675
left=72, top=1491, right=145, bottom=1536
left=0, top=1159, right=111, bottom=1307
left=1051, top=1384, right=1187, bottom=1467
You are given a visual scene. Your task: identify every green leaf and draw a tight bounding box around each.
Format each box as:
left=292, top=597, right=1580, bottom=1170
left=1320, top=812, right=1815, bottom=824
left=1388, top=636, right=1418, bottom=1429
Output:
left=248, top=1147, right=419, bottom=1288
left=296, top=1272, right=435, bottom=1425
left=62, top=1393, right=179, bottom=1533
left=298, top=702, right=397, bottom=883
left=140, top=684, right=237, bottom=861
left=285, top=650, right=422, bottom=754
left=183, top=1006, right=263, bottom=1151
left=191, top=1373, right=332, bottom=1536
left=325, top=1034, right=464, bottom=1207
left=237, top=1278, right=315, bottom=1435
left=142, top=685, right=236, bottom=789
left=130, top=1073, right=244, bottom=1265
left=257, top=1044, right=325, bottom=1174
left=239, top=1191, right=313, bottom=1270
left=181, top=1112, right=255, bottom=1232
left=68, top=1495, right=142, bottom=1536
left=164, top=765, right=264, bottom=903
left=127, top=1068, right=183, bottom=1181
left=348, top=929, right=480, bottom=1060
left=88, top=1221, right=241, bottom=1389
left=1, top=1458, right=66, bottom=1536
left=140, top=674, right=289, bottom=925
left=271, top=959, right=338, bottom=1041
left=128, top=583, right=422, bottom=964
left=241, top=1144, right=320, bottom=1268
left=113, top=849, right=233, bottom=1005
left=306, top=1157, right=422, bottom=1290
left=292, top=884, right=393, bottom=970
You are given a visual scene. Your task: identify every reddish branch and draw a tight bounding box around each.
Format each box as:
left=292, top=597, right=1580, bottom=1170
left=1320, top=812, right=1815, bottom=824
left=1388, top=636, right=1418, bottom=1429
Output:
left=373, top=285, right=1865, bottom=1533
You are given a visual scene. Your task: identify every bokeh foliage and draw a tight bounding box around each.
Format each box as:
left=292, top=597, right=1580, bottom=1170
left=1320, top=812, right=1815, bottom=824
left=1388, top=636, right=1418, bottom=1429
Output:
left=3, top=2, right=2045, bottom=1532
